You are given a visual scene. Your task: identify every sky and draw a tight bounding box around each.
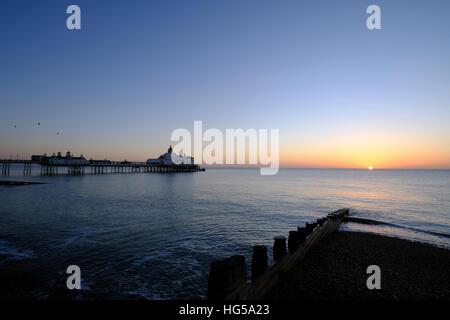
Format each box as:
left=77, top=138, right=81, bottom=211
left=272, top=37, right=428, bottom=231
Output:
left=0, top=0, right=449, bottom=169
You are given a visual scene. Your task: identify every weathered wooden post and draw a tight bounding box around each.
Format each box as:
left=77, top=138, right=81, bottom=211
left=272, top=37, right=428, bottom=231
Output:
left=273, top=236, right=286, bottom=262
left=305, top=222, right=315, bottom=235
left=297, top=226, right=307, bottom=244
left=317, top=217, right=325, bottom=226
left=208, top=255, right=247, bottom=300
left=288, top=230, right=299, bottom=253
left=251, top=245, right=268, bottom=281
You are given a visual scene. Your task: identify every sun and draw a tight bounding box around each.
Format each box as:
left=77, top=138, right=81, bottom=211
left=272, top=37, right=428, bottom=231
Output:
left=368, top=166, right=374, bottom=170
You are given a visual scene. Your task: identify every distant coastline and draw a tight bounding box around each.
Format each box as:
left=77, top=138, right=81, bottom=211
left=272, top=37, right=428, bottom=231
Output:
left=0, top=181, right=45, bottom=186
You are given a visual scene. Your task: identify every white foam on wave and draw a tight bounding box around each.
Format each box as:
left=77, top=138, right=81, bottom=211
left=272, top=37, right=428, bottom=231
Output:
left=115, top=245, right=208, bottom=299
left=52, top=226, right=121, bottom=249
left=341, top=222, right=450, bottom=249
left=0, top=239, right=34, bottom=261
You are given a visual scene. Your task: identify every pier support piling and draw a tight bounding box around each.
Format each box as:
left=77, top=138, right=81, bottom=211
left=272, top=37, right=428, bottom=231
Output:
left=2, top=163, right=10, bottom=176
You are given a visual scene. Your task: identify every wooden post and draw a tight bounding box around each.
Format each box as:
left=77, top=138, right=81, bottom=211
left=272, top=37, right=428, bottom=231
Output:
left=297, top=226, right=307, bottom=244
left=273, top=236, right=286, bottom=262
left=208, top=255, right=247, bottom=300
left=318, top=217, right=326, bottom=226
left=305, top=222, right=315, bottom=235
left=288, top=231, right=299, bottom=253
left=251, top=245, right=268, bottom=281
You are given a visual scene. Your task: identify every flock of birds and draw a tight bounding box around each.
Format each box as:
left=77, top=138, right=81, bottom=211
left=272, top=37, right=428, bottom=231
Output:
left=13, top=122, right=60, bottom=135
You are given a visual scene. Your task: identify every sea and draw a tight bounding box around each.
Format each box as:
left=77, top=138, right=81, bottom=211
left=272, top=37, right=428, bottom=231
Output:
left=1, top=166, right=449, bottom=299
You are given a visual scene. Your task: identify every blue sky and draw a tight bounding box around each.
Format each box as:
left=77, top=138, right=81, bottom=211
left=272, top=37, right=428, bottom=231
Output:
left=1, top=0, right=449, bottom=167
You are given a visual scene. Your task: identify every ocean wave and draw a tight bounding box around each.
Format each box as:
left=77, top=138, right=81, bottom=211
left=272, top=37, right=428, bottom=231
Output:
left=52, top=226, right=121, bottom=249
left=0, top=239, right=34, bottom=261
left=344, top=216, right=450, bottom=239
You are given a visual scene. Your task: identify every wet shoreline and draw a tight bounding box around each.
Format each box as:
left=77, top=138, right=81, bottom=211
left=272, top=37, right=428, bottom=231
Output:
left=265, top=231, right=450, bottom=300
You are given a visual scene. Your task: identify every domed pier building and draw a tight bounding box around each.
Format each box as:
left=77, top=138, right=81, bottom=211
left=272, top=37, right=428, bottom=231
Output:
left=146, top=146, right=194, bottom=166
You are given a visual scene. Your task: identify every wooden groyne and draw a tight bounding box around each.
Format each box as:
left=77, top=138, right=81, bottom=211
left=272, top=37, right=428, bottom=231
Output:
left=207, top=208, right=349, bottom=300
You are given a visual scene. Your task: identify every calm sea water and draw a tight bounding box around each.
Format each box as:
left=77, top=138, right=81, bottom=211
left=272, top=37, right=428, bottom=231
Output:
left=1, top=167, right=449, bottom=299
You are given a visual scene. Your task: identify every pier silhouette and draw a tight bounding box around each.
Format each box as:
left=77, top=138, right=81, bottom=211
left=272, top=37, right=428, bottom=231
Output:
left=0, top=159, right=203, bottom=176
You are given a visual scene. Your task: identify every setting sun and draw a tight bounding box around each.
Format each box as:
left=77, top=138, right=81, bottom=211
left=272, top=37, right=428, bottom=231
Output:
left=368, top=166, right=374, bottom=170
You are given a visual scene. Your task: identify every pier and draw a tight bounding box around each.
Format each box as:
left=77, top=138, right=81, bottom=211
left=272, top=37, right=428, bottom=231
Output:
left=0, top=159, right=204, bottom=176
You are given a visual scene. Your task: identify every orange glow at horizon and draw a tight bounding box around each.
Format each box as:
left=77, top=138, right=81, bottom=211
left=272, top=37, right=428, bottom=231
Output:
left=279, top=134, right=450, bottom=169
left=2, top=130, right=449, bottom=170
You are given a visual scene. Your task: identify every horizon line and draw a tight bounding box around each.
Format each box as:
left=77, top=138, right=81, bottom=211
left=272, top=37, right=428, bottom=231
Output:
left=202, top=166, right=450, bottom=170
